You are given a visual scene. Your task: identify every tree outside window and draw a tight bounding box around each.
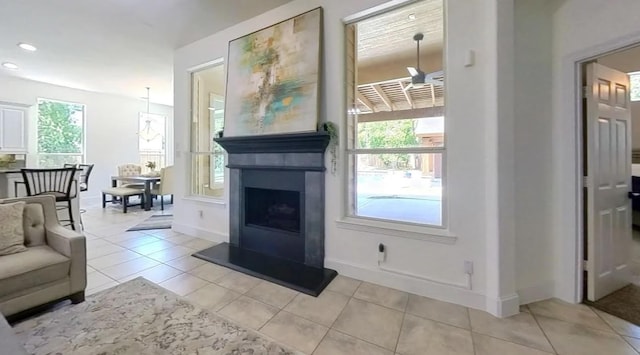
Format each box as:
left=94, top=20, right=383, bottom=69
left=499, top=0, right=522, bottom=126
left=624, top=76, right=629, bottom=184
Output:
left=37, top=99, right=85, bottom=167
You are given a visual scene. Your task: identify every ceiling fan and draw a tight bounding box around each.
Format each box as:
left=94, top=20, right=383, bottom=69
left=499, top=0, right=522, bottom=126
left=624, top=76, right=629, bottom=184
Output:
left=404, top=33, right=444, bottom=91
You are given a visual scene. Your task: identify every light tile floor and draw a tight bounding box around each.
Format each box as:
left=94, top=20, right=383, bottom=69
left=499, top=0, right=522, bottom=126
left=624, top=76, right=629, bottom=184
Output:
left=76, top=204, right=640, bottom=354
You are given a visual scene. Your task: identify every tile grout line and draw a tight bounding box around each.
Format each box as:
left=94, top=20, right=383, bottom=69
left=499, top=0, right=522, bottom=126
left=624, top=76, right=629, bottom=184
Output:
left=393, top=308, right=407, bottom=354
left=470, top=331, right=556, bottom=354
left=528, top=308, right=559, bottom=355
left=468, top=307, right=477, bottom=355
left=404, top=307, right=472, bottom=333
left=328, top=328, right=394, bottom=354
left=304, top=291, right=353, bottom=354
left=590, top=306, right=640, bottom=353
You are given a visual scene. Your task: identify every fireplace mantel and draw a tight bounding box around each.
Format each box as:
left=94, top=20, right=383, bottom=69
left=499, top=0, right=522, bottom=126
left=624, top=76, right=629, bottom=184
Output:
left=214, top=131, right=330, bottom=154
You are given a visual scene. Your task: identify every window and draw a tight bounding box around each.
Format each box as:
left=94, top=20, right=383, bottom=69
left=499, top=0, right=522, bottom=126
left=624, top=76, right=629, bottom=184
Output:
left=139, top=112, right=167, bottom=171
left=345, top=0, right=445, bottom=227
left=630, top=72, right=640, bottom=101
left=191, top=62, right=225, bottom=198
left=37, top=99, right=85, bottom=167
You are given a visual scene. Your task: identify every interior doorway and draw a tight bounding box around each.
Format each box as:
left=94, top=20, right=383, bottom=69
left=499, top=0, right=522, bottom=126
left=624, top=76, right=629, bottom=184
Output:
left=582, top=44, right=640, bottom=322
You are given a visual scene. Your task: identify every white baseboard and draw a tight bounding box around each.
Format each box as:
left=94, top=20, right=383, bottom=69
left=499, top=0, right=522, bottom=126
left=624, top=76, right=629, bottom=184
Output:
left=325, top=258, right=488, bottom=312
left=517, top=280, right=554, bottom=305
left=485, top=293, right=520, bottom=317
left=172, top=222, right=228, bottom=243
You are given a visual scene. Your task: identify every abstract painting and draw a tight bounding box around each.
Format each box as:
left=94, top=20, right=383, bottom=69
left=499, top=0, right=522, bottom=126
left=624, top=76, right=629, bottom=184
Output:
left=224, top=8, right=322, bottom=137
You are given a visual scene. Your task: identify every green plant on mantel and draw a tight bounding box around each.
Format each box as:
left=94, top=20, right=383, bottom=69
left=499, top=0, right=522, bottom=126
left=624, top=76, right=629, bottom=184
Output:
left=321, top=122, right=338, bottom=174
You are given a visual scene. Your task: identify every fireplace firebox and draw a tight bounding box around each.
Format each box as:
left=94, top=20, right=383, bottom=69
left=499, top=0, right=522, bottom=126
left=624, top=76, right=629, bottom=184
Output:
left=245, top=187, right=301, bottom=233
left=192, top=132, right=337, bottom=296
left=240, top=169, right=306, bottom=263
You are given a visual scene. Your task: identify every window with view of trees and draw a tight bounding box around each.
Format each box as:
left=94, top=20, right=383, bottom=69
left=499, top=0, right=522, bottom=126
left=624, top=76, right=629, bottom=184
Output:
left=346, top=0, right=445, bottom=227
left=37, top=99, right=85, bottom=167
left=191, top=61, right=225, bottom=198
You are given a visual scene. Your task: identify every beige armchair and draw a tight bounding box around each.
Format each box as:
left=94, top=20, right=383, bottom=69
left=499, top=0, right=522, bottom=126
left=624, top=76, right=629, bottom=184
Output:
left=150, top=166, right=174, bottom=210
left=0, top=195, right=86, bottom=321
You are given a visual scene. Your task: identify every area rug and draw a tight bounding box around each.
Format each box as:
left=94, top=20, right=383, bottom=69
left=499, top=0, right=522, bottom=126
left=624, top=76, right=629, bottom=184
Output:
left=127, top=214, right=173, bottom=231
left=584, top=284, right=640, bottom=326
left=12, top=278, right=300, bottom=355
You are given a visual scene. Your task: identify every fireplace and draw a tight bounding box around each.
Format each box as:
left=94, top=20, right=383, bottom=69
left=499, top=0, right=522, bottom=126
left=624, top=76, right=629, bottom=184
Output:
left=245, top=187, right=301, bottom=233
left=193, top=132, right=337, bottom=296
left=240, top=169, right=306, bottom=263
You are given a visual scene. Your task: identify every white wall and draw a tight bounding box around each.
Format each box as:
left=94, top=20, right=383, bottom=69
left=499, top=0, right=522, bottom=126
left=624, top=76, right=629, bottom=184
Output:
left=512, top=0, right=555, bottom=304
left=173, top=0, right=517, bottom=315
left=0, top=75, right=174, bottom=203
left=551, top=0, right=640, bottom=302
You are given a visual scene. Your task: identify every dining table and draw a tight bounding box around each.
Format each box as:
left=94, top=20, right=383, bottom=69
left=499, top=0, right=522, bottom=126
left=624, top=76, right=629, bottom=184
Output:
left=110, top=175, right=161, bottom=211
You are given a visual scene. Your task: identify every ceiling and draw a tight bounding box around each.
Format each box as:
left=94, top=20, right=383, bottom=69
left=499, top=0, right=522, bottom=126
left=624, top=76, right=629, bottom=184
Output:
left=357, top=0, right=444, bottom=68
left=0, top=0, right=292, bottom=105
left=355, top=0, right=444, bottom=115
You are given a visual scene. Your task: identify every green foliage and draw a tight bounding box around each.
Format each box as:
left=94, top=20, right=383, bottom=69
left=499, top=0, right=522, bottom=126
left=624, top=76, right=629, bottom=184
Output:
left=358, top=119, right=417, bottom=169
left=322, top=122, right=338, bottom=174
left=37, top=100, right=83, bottom=154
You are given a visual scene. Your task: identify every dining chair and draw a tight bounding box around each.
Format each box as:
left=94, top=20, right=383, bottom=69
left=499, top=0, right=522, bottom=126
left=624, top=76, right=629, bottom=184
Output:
left=20, top=167, right=77, bottom=230
left=117, top=164, right=144, bottom=190
left=64, top=163, right=95, bottom=213
left=150, top=166, right=174, bottom=210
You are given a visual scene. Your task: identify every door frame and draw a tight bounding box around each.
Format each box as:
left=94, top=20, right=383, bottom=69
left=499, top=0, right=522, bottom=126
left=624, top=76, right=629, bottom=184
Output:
left=564, top=35, right=640, bottom=304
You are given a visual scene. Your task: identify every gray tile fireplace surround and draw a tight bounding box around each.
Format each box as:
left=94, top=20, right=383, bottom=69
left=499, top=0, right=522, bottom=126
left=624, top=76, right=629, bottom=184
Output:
left=193, top=132, right=337, bottom=296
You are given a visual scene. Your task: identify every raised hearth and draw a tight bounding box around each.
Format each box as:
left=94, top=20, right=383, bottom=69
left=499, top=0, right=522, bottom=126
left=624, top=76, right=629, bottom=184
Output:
left=193, top=132, right=337, bottom=296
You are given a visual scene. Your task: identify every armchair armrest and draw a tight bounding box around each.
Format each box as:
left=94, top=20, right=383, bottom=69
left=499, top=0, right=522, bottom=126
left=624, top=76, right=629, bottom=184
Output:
left=47, top=225, right=84, bottom=257
left=46, top=225, right=87, bottom=292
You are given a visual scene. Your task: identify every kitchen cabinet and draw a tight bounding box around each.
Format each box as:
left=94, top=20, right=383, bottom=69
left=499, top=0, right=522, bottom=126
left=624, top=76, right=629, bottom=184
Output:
left=0, top=105, right=28, bottom=153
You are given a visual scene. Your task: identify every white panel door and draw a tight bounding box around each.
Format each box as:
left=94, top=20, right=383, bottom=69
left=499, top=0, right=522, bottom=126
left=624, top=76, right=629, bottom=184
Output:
left=0, top=107, right=27, bottom=152
left=586, top=62, right=632, bottom=301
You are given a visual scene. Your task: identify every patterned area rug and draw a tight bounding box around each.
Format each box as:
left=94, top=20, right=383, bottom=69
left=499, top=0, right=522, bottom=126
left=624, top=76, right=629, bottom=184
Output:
left=127, top=214, right=173, bottom=231
left=12, top=278, right=300, bottom=355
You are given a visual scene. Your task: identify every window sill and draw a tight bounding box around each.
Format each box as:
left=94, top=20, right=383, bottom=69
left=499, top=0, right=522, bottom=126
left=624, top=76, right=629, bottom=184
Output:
left=182, top=196, right=226, bottom=205
left=335, top=216, right=457, bottom=244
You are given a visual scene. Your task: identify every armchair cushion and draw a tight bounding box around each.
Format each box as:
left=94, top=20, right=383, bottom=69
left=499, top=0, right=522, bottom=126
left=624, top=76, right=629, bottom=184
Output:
left=0, top=201, right=27, bottom=256
left=0, top=245, right=70, bottom=299
left=22, top=202, right=46, bottom=247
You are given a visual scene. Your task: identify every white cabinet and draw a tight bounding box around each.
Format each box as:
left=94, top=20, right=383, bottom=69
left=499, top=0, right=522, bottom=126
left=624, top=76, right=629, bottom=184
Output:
left=0, top=106, right=27, bottom=153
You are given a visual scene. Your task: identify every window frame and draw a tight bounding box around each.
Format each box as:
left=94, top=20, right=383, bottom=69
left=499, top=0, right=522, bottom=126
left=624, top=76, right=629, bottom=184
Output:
left=629, top=71, right=640, bottom=101
left=36, top=97, right=86, bottom=167
left=188, top=58, right=227, bottom=201
left=341, top=1, right=449, bottom=234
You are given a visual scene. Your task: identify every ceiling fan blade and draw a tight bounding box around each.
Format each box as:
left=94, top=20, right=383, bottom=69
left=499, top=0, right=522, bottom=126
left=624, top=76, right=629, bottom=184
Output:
left=407, top=67, right=419, bottom=76
left=425, top=79, right=444, bottom=86
left=425, top=70, right=444, bottom=80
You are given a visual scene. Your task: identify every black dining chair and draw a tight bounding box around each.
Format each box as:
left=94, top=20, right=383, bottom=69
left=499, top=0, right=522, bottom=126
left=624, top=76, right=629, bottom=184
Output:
left=65, top=163, right=94, bottom=192
left=65, top=163, right=94, bottom=214
left=21, top=167, right=77, bottom=230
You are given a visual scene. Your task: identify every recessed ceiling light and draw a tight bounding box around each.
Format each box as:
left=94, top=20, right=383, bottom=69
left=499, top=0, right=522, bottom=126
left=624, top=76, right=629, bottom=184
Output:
left=17, top=43, right=37, bottom=51
left=408, top=13, right=416, bottom=20
left=1, top=62, right=19, bottom=70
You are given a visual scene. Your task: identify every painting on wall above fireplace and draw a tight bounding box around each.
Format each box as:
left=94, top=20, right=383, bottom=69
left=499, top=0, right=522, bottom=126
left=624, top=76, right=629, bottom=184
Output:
left=224, top=7, right=322, bottom=137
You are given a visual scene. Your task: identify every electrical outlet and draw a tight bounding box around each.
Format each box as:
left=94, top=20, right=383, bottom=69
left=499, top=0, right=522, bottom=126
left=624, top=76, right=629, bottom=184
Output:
left=464, top=260, right=474, bottom=275
left=378, top=243, right=385, bottom=264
